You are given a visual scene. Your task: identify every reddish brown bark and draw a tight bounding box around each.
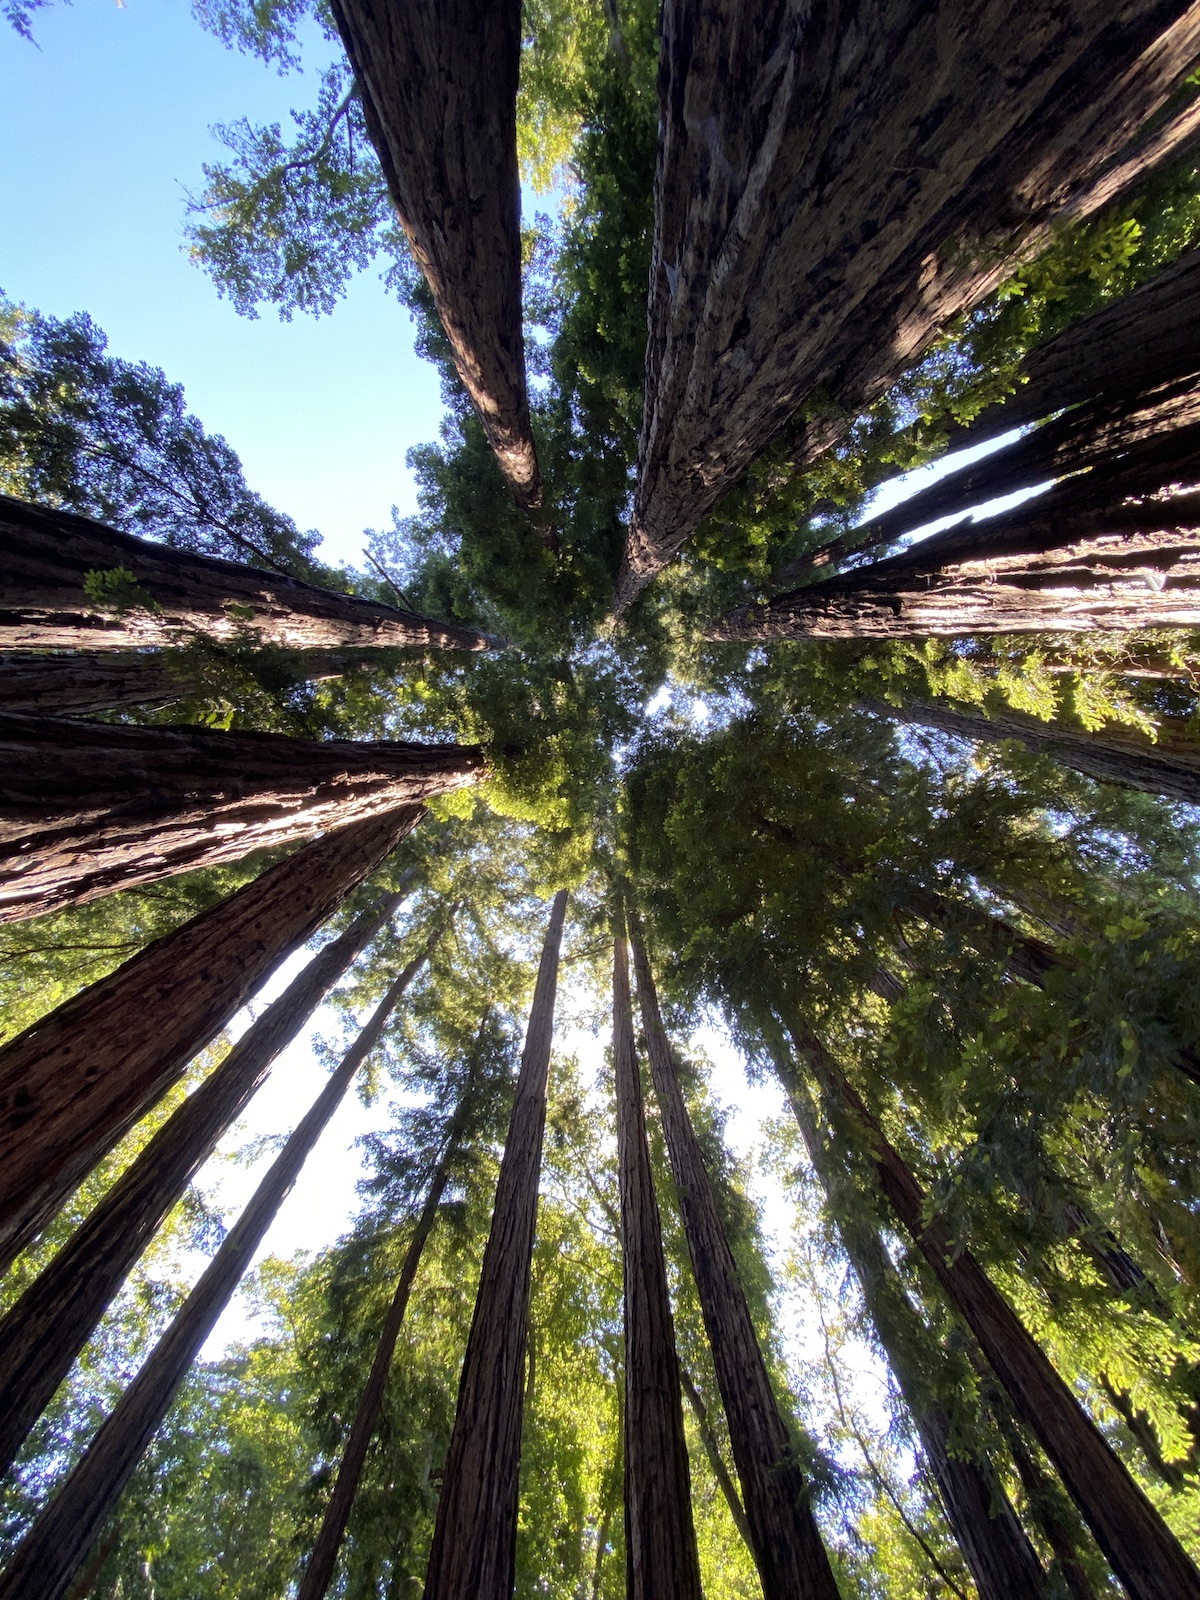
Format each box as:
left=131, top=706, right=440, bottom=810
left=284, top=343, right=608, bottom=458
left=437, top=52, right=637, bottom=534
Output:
left=616, top=0, right=1200, bottom=611
left=422, top=889, right=568, bottom=1600
left=0, top=807, right=421, bottom=1273
left=0, top=930, right=425, bottom=1600
left=0, top=711, right=480, bottom=922
left=0, top=493, right=500, bottom=651
left=0, top=894, right=427, bottom=1480
left=613, top=922, right=703, bottom=1600
left=629, top=922, right=838, bottom=1600
left=327, top=0, right=542, bottom=514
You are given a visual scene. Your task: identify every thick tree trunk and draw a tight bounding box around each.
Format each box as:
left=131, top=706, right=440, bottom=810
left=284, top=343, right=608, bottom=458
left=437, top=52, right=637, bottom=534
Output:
left=0, top=937, right=423, bottom=1600
left=629, top=921, right=839, bottom=1600
left=422, top=889, right=568, bottom=1600
left=0, top=897, right=429, bottom=1479
left=298, top=1028, right=472, bottom=1600
left=616, top=0, right=1200, bottom=610
left=612, top=920, right=704, bottom=1600
left=327, top=0, right=542, bottom=515
left=0, top=807, right=421, bottom=1273
left=0, top=494, right=500, bottom=652
left=0, top=711, right=480, bottom=922
left=782, top=1019, right=1200, bottom=1600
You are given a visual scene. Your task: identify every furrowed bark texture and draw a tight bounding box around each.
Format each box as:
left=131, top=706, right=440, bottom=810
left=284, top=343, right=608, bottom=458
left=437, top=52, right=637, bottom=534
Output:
left=0, top=938, right=420, bottom=1600
left=422, top=889, right=568, bottom=1600
left=298, top=1004, right=469, bottom=1600
left=784, top=1021, right=1200, bottom=1600
left=629, top=923, right=839, bottom=1600
left=0, top=711, right=480, bottom=921
left=616, top=0, right=1200, bottom=610
left=0, top=653, right=182, bottom=714
left=785, top=1068, right=1048, bottom=1600
left=0, top=494, right=499, bottom=651
left=328, top=0, right=541, bottom=512
left=613, top=925, right=704, bottom=1600
left=0, top=808, right=420, bottom=1273
left=0, top=894, right=423, bottom=1480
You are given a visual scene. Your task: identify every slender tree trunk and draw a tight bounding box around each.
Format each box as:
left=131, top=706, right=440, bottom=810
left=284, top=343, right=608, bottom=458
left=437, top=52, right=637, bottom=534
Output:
left=0, top=711, right=480, bottom=921
left=422, top=889, right=568, bottom=1600
left=327, top=0, right=542, bottom=516
left=0, top=807, right=421, bottom=1272
left=780, top=1018, right=1200, bottom=1600
left=612, top=919, right=703, bottom=1600
left=999, top=1412, right=1106, bottom=1600
left=0, top=937, right=425, bottom=1600
left=629, top=920, right=839, bottom=1600
left=0, top=493, right=500, bottom=652
left=616, top=0, right=1200, bottom=610
left=0, top=900, right=433, bottom=1479
left=298, top=1042, right=475, bottom=1600
left=677, top=1365, right=754, bottom=1550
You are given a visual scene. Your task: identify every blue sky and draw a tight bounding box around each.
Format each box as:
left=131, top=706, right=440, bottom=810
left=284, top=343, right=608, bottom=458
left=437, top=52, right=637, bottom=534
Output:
left=1, top=0, right=442, bottom=565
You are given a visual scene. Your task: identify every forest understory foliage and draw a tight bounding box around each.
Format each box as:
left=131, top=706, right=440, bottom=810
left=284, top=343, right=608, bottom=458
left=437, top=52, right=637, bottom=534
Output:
left=8, top=1, right=1200, bottom=1597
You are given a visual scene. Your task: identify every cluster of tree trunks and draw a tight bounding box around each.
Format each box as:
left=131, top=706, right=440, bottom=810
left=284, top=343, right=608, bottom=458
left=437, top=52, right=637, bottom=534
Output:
left=616, top=0, right=1200, bottom=610
left=0, top=934, right=427, bottom=1600
left=0, top=712, right=479, bottom=921
left=327, top=0, right=542, bottom=515
left=422, top=889, right=568, bottom=1600
left=0, top=494, right=499, bottom=652
left=0, top=807, right=422, bottom=1272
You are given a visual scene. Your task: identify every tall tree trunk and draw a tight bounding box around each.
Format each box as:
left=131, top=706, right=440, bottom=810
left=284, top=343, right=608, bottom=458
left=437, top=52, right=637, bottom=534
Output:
left=677, top=1364, right=755, bottom=1550
left=999, top=1413, right=1106, bottom=1600
left=616, top=0, right=1200, bottom=610
left=0, top=901, right=433, bottom=1478
left=0, top=712, right=480, bottom=921
left=298, top=1038, right=477, bottom=1600
left=629, top=920, right=839, bottom=1600
left=866, top=693, right=1200, bottom=808
left=0, top=493, right=501, bottom=652
left=327, top=0, right=542, bottom=516
left=0, top=807, right=421, bottom=1272
left=0, top=938, right=425, bottom=1600
left=784, top=1065, right=1048, bottom=1600
left=780, top=1017, right=1200, bottom=1600
left=422, top=889, right=568, bottom=1600
left=612, top=918, right=703, bottom=1600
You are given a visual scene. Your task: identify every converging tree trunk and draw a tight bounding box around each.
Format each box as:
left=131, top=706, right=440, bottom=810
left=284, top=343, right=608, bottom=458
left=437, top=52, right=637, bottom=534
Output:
left=0, top=494, right=501, bottom=651
left=612, top=918, right=703, bottom=1600
left=422, top=888, right=568, bottom=1600
left=616, top=0, right=1200, bottom=609
left=629, top=920, right=839, bottom=1600
left=780, top=1018, right=1200, bottom=1600
left=0, top=807, right=421, bottom=1273
left=0, top=898, right=432, bottom=1479
left=0, top=937, right=427, bottom=1600
left=327, top=0, right=542, bottom=515
left=0, top=711, right=481, bottom=921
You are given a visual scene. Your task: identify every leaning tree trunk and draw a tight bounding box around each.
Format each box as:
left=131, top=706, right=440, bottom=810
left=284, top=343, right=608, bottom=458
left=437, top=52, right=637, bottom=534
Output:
left=629, top=919, right=839, bottom=1600
left=612, top=919, right=703, bottom=1600
left=422, top=889, right=568, bottom=1600
left=327, top=0, right=542, bottom=516
left=0, top=899, right=432, bottom=1478
left=0, top=806, right=421, bottom=1273
left=298, top=1023, right=474, bottom=1600
left=0, top=938, right=424, bottom=1600
left=784, top=1066, right=1048, bottom=1600
left=615, top=0, right=1200, bottom=610
left=866, top=693, right=1200, bottom=808
left=781, top=1018, right=1200, bottom=1600
left=0, top=493, right=500, bottom=652
left=0, top=711, right=480, bottom=921
left=999, top=1412, right=1106, bottom=1600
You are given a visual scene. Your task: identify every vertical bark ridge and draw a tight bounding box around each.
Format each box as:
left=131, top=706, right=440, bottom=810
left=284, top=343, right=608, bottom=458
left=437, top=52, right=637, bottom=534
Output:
left=0, top=894, right=430, bottom=1478
left=422, top=888, right=568, bottom=1600
left=613, top=918, right=704, bottom=1600
left=629, top=921, right=839, bottom=1600
left=0, top=807, right=422, bottom=1272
